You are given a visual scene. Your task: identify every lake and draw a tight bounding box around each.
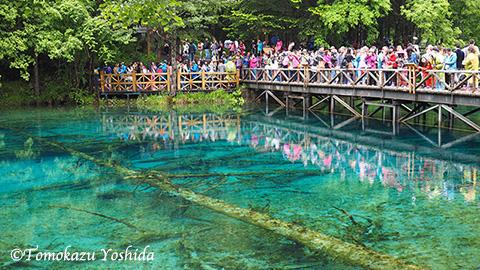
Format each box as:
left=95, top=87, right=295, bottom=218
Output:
left=0, top=106, right=479, bottom=269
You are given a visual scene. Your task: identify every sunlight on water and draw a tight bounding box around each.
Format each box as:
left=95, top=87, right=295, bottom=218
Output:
left=0, top=107, right=479, bottom=269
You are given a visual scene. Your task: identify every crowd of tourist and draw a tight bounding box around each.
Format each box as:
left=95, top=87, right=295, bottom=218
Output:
left=101, top=36, right=480, bottom=91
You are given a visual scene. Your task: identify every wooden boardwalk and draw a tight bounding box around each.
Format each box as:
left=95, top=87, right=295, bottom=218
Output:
left=98, top=67, right=480, bottom=132
left=240, top=67, right=480, bottom=132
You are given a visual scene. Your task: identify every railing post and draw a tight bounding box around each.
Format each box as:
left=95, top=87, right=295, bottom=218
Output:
left=406, top=64, right=416, bottom=94
left=100, top=71, right=105, bottom=93
left=236, top=69, right=240, bottom=87
left=167, top=71, right=171, bottom=93
left=379, top=70, right=384, bottom=89
left=177, top=69, right=181, bottom=92
left=201, top=70, right=206, bottom=90
left=474, top=72, right=478, bottom=89
left=114, top=74, right=119, bottom=91
left=412, top=68, right=416, bottom=94
left=304, top=66, right=309, bottom=87
left=132, top=72, right=137, bottom=92
left=203, top=113, right=207, bottom=131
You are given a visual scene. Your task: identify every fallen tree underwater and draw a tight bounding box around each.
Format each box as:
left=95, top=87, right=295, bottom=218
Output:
left=6, top=127, right=427, bottom=270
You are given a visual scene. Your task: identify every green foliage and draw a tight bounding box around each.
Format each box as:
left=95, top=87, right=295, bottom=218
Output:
left=310, top=0, right=391, bottom=33
left=68, top=89, right=96, bottom=106
left=451, top=0, right=480, bottom=43
left=177, top=0, right=232, bottom=40
left=0, top=0, right=133, bottom=80
left=136, top=94, right=171, bottom=109
left=172, top=89, right=244, bottom=106
left=14, top=138, right=38, bottom=159
left=99, top=97, right=130, bottom=107
left=0, top=80, right=35, bottom=106
left=401, top=0, right=460, bottom=45
left=135, top=89, right=244, bottom=113
left=0, top=80, right=95, bottom=106
left=225, top=0, right=303, bottom=40
left=100, top=0, right=184, bottom=32
left=2, top=0, right=480, bottom=109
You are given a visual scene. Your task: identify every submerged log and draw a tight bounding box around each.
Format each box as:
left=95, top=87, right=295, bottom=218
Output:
left=145, top=177, right=425, bottom=270
left=168, top=169, right=328, bottom=179
left=7, top=127, right=426, bottom=270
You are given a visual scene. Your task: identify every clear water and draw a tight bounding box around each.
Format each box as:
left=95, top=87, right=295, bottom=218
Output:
left=0, top=106, right=479, bottom=269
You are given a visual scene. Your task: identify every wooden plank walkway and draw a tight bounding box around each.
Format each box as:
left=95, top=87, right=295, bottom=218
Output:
left=97, top=67, right=480, bottom=131
left=241, top=68, right=480, bottom=107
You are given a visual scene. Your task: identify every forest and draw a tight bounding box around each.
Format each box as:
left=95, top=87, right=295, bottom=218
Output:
left=0, top=0, right=479, bottom=105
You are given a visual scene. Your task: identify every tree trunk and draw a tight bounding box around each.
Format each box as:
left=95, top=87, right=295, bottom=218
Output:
left=147, top=29, right=152, bottom=55
left=33, top=55, right=40, bottom=105
left=87, top=51, right=94, bottom=93
left=170, top=34, right=179, bottom=93
left=74, top=59, right=79, bottom=89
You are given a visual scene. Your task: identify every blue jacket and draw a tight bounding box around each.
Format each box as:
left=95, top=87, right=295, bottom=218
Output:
left=191, top=64, right=199, bottom=72
left=120, top=64, right=127, bottom=73
left=444, top=53, right=457, bottom=70
left=409, top=53, right=419, bottom=65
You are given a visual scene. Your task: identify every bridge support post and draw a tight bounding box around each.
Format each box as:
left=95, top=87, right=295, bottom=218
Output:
left=438, top=105, right=442, bottom=128
left=330, top=95, right=335, bottom=114
left=361, top=99, right=368, bottom=119
left=438, top=105, right=443, bottom=145
left=392, top=102, right=401, bottom=123
left=393, top=102, right=401, bottom=135
left=303, top=93, right=312, bottom=109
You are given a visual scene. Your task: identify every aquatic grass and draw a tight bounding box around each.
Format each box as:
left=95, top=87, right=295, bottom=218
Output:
left=135, top=88, right=245, bottom=113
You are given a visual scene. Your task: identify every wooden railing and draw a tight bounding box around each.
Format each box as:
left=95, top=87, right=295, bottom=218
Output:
left=99, top=67, right=480, bottom=94
left=99, top=70, right=240, bottom=94
left=177, top=70, right=240, bottom=92
left=241, top=67, right=480, bottom=93
left=100, top=72, right=171, bottom=93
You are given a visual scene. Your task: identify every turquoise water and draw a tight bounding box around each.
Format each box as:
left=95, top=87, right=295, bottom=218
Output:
left=0, top=107, right=479, bottom=269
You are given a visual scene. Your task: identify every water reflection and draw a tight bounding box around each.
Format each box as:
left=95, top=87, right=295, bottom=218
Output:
left=101, top=111, right=479, bottom=203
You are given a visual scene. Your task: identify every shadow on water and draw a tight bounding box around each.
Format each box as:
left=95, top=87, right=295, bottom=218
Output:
left=0, top=105, right=479, bottom=269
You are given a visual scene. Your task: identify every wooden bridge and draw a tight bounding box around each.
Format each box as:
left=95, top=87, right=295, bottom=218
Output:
left=98, top=67, right=480, bottom=132
left=240, top=67, right=480, bottom=133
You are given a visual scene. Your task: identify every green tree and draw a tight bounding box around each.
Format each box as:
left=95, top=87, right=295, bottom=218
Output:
left=225, top=0, right=306, bottom=41
left=401, top=0, right=459, bottom=45
left=308, top=0, right=391, bottom=45
left=100, top=0, right=184, bottom=60
left=0, top=0, right=131, bottom=98
left=451, top=0, right=480, bottom=44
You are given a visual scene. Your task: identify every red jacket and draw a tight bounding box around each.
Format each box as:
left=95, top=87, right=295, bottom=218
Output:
left=387, top=54, right=398, bottom=69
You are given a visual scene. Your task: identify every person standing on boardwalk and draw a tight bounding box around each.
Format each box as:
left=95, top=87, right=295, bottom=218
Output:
left=463, top=46, right=479, bottom=90
left=455, top=43, right=465, bottom=70
left=443, top=48, right=457, bottom=87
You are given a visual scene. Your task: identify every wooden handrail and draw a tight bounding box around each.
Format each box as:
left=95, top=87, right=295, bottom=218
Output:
left=241, top=67, right=480, bottom=93
left=99, top=67, right=480, bottom=94
left=100, top=71, right=240, bottom=93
